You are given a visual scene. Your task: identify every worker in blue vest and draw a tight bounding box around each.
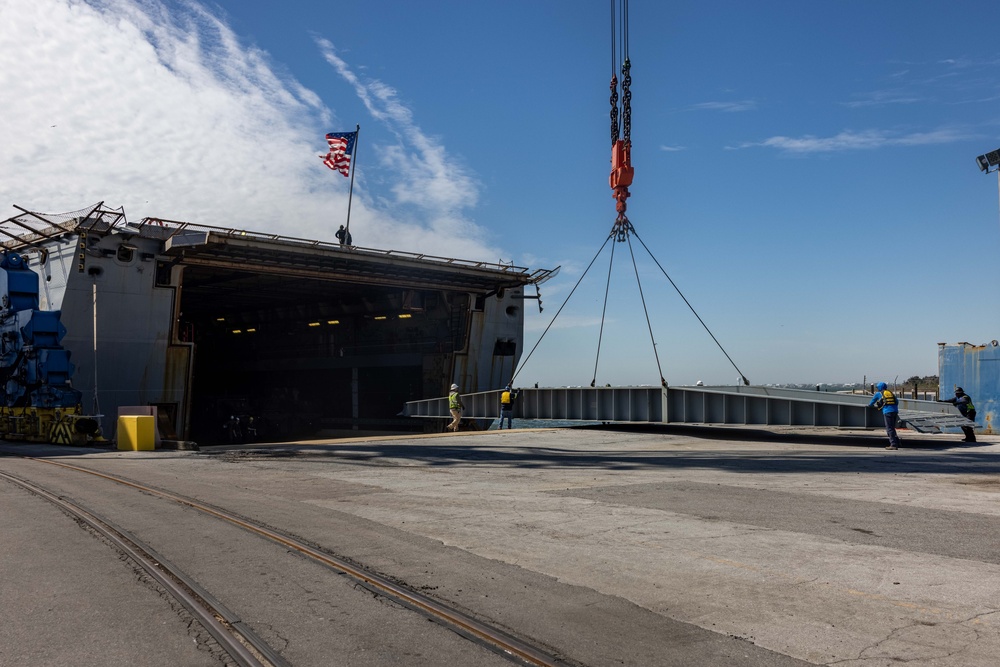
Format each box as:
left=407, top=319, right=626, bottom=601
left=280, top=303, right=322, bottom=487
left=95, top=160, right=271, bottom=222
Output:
left=868, top=381, right=901, bottom=450
left=499, top=384, right=518, bottom=429
left=940, top=387, right=977, bottom=442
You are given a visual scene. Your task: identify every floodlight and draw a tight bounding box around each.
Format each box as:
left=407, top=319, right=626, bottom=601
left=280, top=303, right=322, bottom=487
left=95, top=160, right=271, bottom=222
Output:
left=975, top=149, right=1000, bottom=173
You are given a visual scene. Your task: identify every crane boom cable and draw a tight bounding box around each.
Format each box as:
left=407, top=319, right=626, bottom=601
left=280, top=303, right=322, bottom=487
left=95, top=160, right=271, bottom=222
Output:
left=609, top=0, right=619, bottom=145
left=590, top=234, right=619, bottom=386
left=620, top=0, right=631, bottom=143
left=511, top=234, right=614, bottom=385
left=610, top=0, right=616, bottom=76
left=629, top=227, right=750, bottom=385
left=622, top=0, right=629, bottom=60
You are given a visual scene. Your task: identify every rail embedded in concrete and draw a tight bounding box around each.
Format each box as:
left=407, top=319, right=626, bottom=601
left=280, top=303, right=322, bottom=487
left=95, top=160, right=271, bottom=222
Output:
left=403, top=385, right=967, bottom=432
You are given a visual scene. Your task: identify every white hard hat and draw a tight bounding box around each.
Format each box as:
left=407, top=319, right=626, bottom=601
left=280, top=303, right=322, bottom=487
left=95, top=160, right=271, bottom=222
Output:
left=450, top=383, right=459, bottom=390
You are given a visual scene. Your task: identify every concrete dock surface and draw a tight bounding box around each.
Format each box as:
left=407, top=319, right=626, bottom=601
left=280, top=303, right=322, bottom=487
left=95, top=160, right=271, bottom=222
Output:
left=4, top=423, right=1000, bottom=666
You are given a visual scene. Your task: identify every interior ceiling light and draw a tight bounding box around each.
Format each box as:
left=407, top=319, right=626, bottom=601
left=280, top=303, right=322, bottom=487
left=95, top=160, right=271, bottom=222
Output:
left=232, top=329, right=242, bottom=334
left=398, top=313, right=412, bottom=319
left=308, top=322, right=321, bottom=327
left=374, top=315, right=387, bottom=320
left=327, top=319, right=340, bottom=325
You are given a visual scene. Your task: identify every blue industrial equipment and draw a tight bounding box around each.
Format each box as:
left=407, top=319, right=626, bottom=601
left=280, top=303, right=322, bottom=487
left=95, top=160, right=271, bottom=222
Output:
left=0, top=252, right=82, bottom=411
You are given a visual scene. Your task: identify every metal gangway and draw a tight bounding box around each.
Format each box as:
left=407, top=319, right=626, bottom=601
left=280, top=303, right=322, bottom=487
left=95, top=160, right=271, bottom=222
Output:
left=404, top=385, right=974, bottom=433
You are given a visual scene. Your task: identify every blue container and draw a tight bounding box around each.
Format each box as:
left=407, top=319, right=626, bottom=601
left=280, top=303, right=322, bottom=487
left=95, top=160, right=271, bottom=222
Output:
left=938, top=341, right=1000, bottom=434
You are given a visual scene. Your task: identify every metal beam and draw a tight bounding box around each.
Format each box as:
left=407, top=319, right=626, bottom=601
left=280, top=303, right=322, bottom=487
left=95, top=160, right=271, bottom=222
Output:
left=403, top=385, right=966, bottom=432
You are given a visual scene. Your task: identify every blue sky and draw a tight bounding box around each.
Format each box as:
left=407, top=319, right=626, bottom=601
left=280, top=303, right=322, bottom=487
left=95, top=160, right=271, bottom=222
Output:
left=2, top=1, right=1000, bottom=387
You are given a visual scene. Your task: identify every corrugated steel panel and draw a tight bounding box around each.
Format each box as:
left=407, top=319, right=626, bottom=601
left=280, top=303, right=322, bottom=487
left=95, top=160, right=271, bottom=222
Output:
left=404, top=385, right=962, bottom=429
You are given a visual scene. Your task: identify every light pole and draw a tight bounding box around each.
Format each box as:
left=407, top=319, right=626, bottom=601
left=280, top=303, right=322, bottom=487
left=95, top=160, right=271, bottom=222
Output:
left=975, top=149, right=1000, bottom=174
left=975, top=149, right=1000, bottom=226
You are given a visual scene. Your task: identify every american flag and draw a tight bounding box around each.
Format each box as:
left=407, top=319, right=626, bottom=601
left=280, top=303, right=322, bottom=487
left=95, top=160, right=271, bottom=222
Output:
left=321, top=131, right=357, bottom=177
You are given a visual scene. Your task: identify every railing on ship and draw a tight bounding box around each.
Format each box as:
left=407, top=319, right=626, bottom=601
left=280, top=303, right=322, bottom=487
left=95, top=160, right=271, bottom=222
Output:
left=138, top=216, right=540, bottom=278
left=0, top=203, right=552, bottom=282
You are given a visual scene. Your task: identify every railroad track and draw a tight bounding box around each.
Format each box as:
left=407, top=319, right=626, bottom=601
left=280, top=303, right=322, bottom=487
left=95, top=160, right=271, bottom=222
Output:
left=0, top=469, right=286, bottom=667
left=1, top=456, right=572, bottom=667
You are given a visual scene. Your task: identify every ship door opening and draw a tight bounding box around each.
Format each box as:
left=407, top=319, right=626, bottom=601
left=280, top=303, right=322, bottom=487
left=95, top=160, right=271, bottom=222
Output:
left=175, top=266, right=469, bottom=444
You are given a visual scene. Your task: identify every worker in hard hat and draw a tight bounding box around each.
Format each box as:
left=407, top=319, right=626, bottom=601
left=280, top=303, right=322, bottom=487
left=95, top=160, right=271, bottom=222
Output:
left=939, top=387, right=977, bottom=442
left=867, top=381, right=900, bottom=450
left=447, top=383, right=464, bottom=432
left=499, top=384, right=518, bottom=429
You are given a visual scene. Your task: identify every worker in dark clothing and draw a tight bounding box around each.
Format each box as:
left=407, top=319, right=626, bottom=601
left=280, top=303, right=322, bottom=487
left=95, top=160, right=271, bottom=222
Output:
left=868, top=382, right=901, bottom=450
left=224, top=415, right=242, bottom=443
left=940, top=387, right=977, bottom=442
left=335, top=225, right=352, bottom=246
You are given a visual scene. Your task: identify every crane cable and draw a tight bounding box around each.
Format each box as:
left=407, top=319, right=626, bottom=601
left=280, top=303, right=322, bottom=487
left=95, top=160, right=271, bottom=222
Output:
left=590, top=235, right=618, bottom=387
left=630, top=225, right=750, bottom=385
left=625, top=225, right=667, bottom=387
left=513, top=221, right=750, bottom=388
left=589, top=219, right=667, bottom=388
left=609, top=0, right=633, bottom=242
left=620, top=0, right=631, bottom=146
left=515, top=0, right=749, bottom=388
left=609, top=1, right=619, bottom=144
left=607, top=0, right=746, bottom=386
left=510, top=234, right=614, bottom=386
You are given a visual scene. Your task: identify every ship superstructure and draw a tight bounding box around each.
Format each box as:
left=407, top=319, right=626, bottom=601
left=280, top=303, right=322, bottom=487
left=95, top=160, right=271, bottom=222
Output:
left=1, top=203, right=553, bottom=444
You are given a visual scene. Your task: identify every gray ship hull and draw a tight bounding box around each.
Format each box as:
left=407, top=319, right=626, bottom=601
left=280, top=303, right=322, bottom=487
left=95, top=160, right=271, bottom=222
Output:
left=4, top=203, right=553, bottom=444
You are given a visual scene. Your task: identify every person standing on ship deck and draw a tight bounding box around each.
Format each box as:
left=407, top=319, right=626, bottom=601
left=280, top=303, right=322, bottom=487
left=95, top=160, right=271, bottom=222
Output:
left=335, top=225, right=352, bottom=246
left=868, top=381, right=901, bottom=450
left=447, top=384, right=464, bottom=432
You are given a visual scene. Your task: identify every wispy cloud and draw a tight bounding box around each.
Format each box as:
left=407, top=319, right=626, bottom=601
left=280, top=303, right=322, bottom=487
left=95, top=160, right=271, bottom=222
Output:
left=316, top=38, right=488, bottom=253
left=0, top=0, right=497, bottom=260
left=847, top=56, right=1000, bottom=107
left=659, top=145, right=685, bottom=152
left=938, top=56, right=1000, bottom=69
left=688, top=100, right=757, bottom=113
left=841, top=89, right=924, bottom=108
left=733, top=127, right=972, bottom=153
left=0, top=0, right=322, bottom=224
left=524, top=313, right=604, bottom=333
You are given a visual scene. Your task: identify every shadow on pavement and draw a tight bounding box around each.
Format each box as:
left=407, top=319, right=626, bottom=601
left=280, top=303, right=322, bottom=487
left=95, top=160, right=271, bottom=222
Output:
left=3, top=423, right=994, bottom=476
left=189, top=423, right=1000, bottom=476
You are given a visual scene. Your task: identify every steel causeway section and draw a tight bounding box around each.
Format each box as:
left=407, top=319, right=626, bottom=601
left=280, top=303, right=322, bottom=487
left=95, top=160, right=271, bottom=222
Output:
left=404, top=385, right=971, bottom=432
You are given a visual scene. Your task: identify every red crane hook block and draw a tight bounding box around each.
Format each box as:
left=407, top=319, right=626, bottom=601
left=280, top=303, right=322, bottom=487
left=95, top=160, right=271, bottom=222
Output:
left=610, top=139, right=633, bottom=213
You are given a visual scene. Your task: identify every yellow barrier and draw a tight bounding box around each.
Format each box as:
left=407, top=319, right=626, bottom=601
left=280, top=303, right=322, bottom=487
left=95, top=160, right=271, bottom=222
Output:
left=118, top=415, right=155, bottom=451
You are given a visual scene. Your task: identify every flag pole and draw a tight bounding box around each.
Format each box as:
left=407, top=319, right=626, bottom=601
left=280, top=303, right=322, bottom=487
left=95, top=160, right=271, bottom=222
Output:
left=345, top=123, right=360, bottom=239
